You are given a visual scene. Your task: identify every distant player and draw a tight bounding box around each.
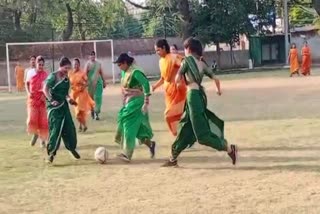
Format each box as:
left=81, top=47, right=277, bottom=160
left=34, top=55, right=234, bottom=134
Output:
left=69, top=58, right=95, bottom=132
left=170, top=44, right=179, bottom=54
left=85, top=51, right=106, bottom=120
left=301, top=41, right=311, bottom=76
left=26, top=56, right=48, bottom=148
left=25, top=55, right=36, bottom=87
left=15, top=61, right=25, bottom=92
left=288, top=43, right=300, bottom=77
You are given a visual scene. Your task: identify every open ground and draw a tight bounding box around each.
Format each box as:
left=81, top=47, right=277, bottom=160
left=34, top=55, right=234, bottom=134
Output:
left=1, top=69, right=320, bottom=214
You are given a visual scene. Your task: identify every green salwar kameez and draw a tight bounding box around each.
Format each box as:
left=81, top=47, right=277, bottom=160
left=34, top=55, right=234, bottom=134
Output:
left=46, top=73, right=77, bottom=157
left=115, top=66, right=153, bottom=160
left=88, top=62, right=103, bottom=114
left=171, top=56, right=228, bottom=160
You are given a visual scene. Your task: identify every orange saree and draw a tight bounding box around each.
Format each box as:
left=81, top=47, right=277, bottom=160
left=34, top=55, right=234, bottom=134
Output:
left=69, top=70, right=95, bottom=124
left=159, top=54, right=186, bottom=136
left=289, top=49, right=299, bottom=74
left=15, top=65, right=25, bottom=91
left=301, top=46, right=311, bottom=76
left=27, top=71, right=48, bottom=141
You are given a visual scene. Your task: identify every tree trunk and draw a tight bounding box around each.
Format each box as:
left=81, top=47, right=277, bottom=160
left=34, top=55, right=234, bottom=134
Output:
left=177, top=0, right=192, bottom=40
left=230, top=43, right=233, bottom=66
left=62, top=3, right=73, bottom=41
left=216, top=42, right=221, bottom=69
left=29, top=9, right=37, bottom=25
left=78, top=22, right=86, bottom=58
left=14, top=10, right=22, bottom=31
left=272, top=2, right=276, bottom=34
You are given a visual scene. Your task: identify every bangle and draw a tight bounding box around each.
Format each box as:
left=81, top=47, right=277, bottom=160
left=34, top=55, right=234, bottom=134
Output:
left=144, top=96, right=150, bottom=105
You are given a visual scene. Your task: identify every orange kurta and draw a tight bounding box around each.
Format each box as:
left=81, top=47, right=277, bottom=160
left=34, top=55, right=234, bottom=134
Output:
left=301, top=46, right=311, bottom=76
left=15, top=65, right=25, bottom=91
left=159, top=54, right=187, bottom=136
left=27, top=70, right=49, bottom=141
left=69, top=70, right=95, bottom=124
left=289, top=48, right=299, bottom=74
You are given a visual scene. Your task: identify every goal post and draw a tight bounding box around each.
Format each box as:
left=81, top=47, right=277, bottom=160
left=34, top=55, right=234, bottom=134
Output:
left=5, top=39, right=115, bottom=92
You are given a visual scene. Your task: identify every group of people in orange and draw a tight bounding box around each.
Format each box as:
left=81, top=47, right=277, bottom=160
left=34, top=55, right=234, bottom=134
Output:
left=288, top=41, right=312, bottom=77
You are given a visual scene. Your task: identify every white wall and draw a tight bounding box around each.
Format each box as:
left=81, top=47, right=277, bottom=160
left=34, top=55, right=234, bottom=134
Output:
left=291, top=35, right=320, bottom=61
left=0, top=50, right=249, bottom=86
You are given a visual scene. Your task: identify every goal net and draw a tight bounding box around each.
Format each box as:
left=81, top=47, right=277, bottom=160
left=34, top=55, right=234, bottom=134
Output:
left=4, top=39, right=115, bottom=92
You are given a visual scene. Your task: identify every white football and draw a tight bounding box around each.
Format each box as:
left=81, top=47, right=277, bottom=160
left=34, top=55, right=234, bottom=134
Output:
left=94, top=147, right=108, bottom=164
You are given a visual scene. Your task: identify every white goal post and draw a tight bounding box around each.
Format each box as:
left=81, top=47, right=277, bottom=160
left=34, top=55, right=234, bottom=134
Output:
left=6, top=39, right=115, bottom=92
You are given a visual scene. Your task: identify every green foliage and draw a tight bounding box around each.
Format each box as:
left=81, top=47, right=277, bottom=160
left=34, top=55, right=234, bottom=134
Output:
left=192, top=0, right=254, bottom=46
left=1, top=0, right=318, bottom=47
left=290, top=5, right=315, bottom=27
left=0, top=0, right=146, bottom=43
left=137, top=0, right=180, bottom=37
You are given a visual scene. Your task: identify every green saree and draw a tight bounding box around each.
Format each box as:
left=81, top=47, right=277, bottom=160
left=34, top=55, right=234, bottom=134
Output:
left=171, top=56, right=227, bottom=160
left=45, top=72, right=77, bottom=157
left=87, top=62, right=103, bottom=114
left=115, top=66, right=153, bottom=160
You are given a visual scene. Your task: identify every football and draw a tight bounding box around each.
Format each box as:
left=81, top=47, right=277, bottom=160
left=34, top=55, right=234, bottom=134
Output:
left=94, top=147, right=108, bottom=164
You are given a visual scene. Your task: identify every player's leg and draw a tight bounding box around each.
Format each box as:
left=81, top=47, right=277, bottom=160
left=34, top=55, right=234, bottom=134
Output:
left=136, top=112, right=155, bottom=158
left=61, top=109, right=80, bottom=160
left=162, top=114, right=196, bottom=167
left=46, top=111, right=64, bottom=163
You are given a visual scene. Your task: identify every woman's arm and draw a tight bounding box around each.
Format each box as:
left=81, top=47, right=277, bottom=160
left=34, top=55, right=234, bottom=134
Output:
left=152, top=78, right=164, bottom=92
left=99, top=67, right=107, bottom=88
left=203, top=64, right=222, bottom=96
left=134, top=71, right=151, bottom=113
left=213, top=77, right=222, bottom=96
left=42, top=82, right=52, bottom=101
left=175, top=60, right=187, bottom=84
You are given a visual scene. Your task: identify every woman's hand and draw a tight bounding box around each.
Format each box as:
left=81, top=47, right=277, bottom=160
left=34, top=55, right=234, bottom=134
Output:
left=51, top=100, right=59, bottom=106
left=68, top=98, right=77, bottom=106
left=151, top=85, right=156, bottom=92
left=142, top=103, right=148, bottom=114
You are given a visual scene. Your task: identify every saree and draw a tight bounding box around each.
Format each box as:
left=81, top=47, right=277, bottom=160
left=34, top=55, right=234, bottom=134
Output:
left=69, top=70, right=95, bottom=124
left=171, top=56, right=227, bottom=160
left=46, top=73, right=77, bottom=157
left=87, top=62, right=103, bottom=114
left=301, top=46, right=311, bottom=76
left=289, top=48, right=300, bottom=74
left=26, top=71, right=48, bottom=141
left=15, top=65, right=25, bottom=91
left=115, top=66, right=153, bottom=160
left=159, top=53, right=186, bottom=136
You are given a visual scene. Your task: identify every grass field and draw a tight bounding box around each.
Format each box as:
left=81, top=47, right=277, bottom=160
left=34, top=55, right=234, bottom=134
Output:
left=1, top=69, right=320, bottom=214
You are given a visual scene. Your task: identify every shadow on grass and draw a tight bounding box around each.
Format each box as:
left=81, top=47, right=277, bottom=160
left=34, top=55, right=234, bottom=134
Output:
left=183, top=146, right=320, bottom=153
left=47, top=153, right=320, bottom=172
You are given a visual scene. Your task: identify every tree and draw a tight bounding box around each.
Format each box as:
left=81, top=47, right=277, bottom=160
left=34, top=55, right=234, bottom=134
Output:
left=290, top=4, right=315, bottom=27
left=192, top=0, right=255, bottom=67
left=100, top=0, right=144, bottom=39
left=125, top=0, right=192, bottom=39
